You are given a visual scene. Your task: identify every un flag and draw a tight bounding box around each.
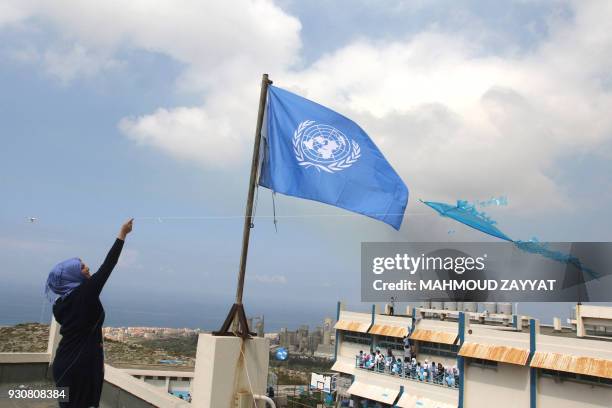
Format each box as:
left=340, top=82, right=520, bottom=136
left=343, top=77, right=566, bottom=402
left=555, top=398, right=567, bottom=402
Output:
left=259, top=86, right=409, bottom=230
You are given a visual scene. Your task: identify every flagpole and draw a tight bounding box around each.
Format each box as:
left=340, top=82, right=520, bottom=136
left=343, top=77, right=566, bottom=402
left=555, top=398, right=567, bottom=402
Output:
left=214, top=73, right=272, bottom=338
left=236, top=73, right=272, bottom=304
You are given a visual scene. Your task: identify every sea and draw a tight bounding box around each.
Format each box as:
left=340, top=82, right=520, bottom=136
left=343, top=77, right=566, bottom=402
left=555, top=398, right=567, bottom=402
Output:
left=0, top=283, right=606, bottom=331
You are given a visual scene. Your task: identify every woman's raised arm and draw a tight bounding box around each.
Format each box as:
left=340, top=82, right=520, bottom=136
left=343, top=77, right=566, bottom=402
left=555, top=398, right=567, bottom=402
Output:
left=86, top=219, right=133, bottom=295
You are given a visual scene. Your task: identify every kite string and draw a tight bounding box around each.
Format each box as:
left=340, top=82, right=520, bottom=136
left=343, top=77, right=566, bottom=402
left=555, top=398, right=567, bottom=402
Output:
left=134, top=212, right=427, bottom=221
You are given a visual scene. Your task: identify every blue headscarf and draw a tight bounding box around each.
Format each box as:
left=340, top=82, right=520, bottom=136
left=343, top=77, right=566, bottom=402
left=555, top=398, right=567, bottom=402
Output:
left=45, top=257, right=86, bottom=303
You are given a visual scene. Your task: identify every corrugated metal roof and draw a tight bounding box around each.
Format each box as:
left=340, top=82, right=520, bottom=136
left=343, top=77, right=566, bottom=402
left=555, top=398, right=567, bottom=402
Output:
left=346, top=381, right=399, bottom=405
left=530, top=351, right=612, bottom=379
left=330, top=360, right=354, bottom=375
left=458, top=342, right=530, bottom=365
left=369, top=324, right=408, bottom=338
left=410, top=329, right=457, bottom=345
left=396, top=393, right=456, bottom=408
left=334, top=320, right=370, bottom=333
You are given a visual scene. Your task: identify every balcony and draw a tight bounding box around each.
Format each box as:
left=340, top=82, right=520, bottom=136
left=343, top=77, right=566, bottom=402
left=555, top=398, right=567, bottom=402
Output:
left=354, top=356, right=460, bottom=390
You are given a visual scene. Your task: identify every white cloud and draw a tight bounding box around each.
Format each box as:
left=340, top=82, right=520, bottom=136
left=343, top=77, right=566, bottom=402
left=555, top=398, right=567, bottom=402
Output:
left=119, top=105, right=246, bottom=167
left=1, top=0, right=302, bottom=169
left=42, top=45, right=122, bottom=83
left=251, top=274, right=288, bottom=284
left=0, top=0, right=33, bottom=26
left=6, top=43, right=121, bottom=82
left=3, top=0, right=302, bottom=89
left=274, top=2, right=612, bottom=212
left=121, top=1, right=612, bottom=213
left=3, top=0, right=612, bottom=216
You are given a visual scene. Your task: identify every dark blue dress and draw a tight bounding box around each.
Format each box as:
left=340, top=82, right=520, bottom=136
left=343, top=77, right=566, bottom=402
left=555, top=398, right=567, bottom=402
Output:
left=52, top=239, right=124, bottom=408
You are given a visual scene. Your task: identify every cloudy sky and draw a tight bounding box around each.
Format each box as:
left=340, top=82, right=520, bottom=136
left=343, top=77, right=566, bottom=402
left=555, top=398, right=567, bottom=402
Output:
left=1, top=0, right=611, bottom=330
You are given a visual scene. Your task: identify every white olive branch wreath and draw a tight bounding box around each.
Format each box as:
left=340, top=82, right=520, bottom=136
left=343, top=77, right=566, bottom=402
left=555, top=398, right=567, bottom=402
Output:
left=293, top=120, right=361, bottom=173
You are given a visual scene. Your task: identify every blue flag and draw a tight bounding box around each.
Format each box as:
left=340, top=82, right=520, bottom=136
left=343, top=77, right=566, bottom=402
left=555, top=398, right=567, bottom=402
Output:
left=259, top=86, right=409, bottom=230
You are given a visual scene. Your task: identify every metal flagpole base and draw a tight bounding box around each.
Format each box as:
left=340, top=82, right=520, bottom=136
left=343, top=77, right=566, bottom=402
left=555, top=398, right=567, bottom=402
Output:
left=212, top=303, right=256, bottom=339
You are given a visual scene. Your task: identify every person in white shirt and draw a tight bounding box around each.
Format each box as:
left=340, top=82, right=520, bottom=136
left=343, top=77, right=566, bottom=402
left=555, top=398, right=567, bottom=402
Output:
left=403, top=336, right=411, bottom=361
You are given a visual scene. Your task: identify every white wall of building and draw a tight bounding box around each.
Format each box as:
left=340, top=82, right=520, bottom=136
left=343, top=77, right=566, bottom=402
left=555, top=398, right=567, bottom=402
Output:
left=464, top=362, right=530, bottom=408
left=414, top=352, right=456, bottom=368
left=538, top=376, right=612, bottom=408
left=190, top=334, right=269, bottom=408
left=339, top=339, right=366, bottom=360
left=334, top=308, right=612, bottom=408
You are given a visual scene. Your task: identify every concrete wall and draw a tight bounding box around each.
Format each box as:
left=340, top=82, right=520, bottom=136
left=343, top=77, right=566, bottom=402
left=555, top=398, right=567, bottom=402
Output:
left=464, top=362, right=530, bottom=408
left=191, top=334, right=269, bottom=408
left=538, top=376, right=612, bottom=408
left=352, top=368, right=458, bottom=407
left=0, top=362, right=51, bottom=384
left=0, top=361, right=187, bottom=408
left=339, top=339, right=364, bottom=360
left=401, top=377, right=458, bottom=406
left=143, top=378, right=167, bottom=388
left=415, top=352, right=456, bottom=368
left=101, top=380, right=160, bottom=408
left=104, top=364, right=189, bottom=408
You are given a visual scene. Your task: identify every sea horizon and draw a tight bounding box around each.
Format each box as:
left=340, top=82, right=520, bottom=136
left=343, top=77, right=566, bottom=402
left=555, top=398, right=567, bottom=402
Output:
left=2, top=282, right=606, bottom=333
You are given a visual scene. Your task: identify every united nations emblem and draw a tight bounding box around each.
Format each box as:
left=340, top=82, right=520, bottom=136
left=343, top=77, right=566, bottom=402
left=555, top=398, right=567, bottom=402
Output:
left=293, top=120, right=361, bottom=173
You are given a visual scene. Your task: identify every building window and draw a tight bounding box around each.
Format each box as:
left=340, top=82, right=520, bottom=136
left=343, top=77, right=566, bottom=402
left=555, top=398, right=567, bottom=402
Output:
left=466, top=358, right=498, bottom=369
left=540, top=369, right=612, bottom=387
left=584, top=326, right=611, bottom=337
left=418, top=341, right=459, bottom=358
left=342, top=331, right=372, bottom=346
left=376, top=335, right=403, bottom=352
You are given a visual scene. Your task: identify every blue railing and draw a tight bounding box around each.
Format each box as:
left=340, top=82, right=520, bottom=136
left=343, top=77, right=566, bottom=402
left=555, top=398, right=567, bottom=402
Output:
left=355, top=356, right=459, bottom=389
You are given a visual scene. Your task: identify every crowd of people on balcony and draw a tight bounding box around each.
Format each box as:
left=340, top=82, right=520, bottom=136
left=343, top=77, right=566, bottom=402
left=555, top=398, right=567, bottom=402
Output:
left=354, top=343, right=459, bottom=388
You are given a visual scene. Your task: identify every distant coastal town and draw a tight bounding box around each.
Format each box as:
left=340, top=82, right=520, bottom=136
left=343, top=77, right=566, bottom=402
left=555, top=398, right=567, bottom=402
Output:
left=102, top=326, right=202, bottom=342
left=100, top=314, right=336, bottom=360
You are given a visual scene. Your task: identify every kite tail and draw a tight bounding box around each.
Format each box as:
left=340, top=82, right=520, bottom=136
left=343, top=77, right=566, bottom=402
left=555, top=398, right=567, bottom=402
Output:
left=514, top=240, right=600, bottom=280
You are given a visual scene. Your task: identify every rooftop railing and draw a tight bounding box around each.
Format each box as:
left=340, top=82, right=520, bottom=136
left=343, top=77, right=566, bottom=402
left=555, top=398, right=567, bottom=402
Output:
left=354, top=356, right=459, bottom=389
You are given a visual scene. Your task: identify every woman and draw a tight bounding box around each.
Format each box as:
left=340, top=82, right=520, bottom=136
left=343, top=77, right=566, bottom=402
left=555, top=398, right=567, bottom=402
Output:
left=357, top=350, right=364, bottom=367
left=392, top=357, right=402, bottom=376
left=445, top=368, right=455, bottom=387
left=402, top=336, right=411, bottom=362
left=375, top=350, right=384, bottom=372
left=45, top=219, right=133, bottom=408
left=437, top=362, right=445, bottom=383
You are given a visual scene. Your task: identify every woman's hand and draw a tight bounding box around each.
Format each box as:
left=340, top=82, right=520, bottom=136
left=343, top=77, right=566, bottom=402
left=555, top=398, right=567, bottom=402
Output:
left=118, top=218, right=134, bottom=241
